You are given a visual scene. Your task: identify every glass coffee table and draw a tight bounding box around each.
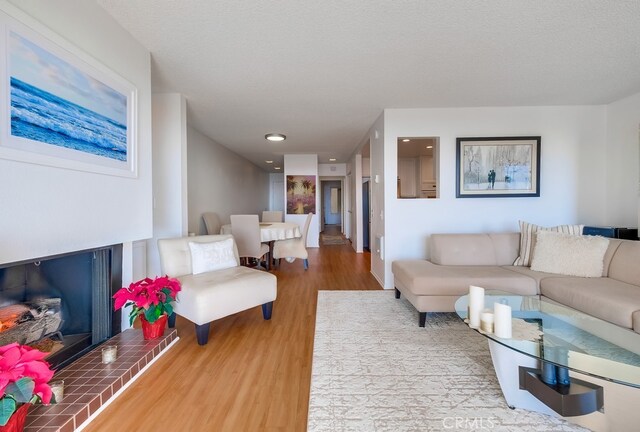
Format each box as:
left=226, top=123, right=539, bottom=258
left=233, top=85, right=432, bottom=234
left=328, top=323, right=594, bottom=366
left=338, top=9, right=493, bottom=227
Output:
left=455, top=291, right=640, bottom=432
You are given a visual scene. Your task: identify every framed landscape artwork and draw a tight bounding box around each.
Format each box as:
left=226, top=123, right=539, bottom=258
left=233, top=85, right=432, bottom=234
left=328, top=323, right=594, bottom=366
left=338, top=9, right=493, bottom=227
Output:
left=286, top=175, right=316, bottom=214
left=456, top=136, right=541, bottom=198
left=0, top=19, right=137, bottom=177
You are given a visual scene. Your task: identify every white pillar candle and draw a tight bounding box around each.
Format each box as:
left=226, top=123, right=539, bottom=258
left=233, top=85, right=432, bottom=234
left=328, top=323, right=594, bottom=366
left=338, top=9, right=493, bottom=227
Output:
left=480, top=311, right=494, bottom=333
left=468, top=285, right=485, bottom=328
left=49, top=380, right=64, bottom=403
left=494, top=302, right=512, bottom=338
left=102, top=345, right=118, bottom=364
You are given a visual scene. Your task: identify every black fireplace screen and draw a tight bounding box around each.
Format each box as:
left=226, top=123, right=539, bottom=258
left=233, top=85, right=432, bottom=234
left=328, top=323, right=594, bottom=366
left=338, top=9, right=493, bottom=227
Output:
left=0, top=245, right=122, bottom=370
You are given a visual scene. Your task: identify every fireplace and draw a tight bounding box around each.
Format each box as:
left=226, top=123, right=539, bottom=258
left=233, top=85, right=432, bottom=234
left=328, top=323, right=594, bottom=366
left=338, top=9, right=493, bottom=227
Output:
left=0, top=245, right=122, bottom=370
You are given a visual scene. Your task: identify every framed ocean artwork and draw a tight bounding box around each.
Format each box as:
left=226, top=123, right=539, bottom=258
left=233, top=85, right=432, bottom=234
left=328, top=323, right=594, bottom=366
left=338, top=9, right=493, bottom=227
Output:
left=0, top=17, right=137, bottom=177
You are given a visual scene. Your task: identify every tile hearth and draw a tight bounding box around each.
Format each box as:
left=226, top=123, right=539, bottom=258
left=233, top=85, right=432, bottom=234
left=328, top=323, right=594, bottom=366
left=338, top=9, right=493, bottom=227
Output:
left=24, top=328, right=178, bottom=432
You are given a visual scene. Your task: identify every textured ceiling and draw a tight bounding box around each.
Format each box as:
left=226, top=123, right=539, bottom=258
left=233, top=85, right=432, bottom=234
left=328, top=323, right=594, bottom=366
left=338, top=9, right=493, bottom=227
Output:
left=97, top=0, right=640, bottom=171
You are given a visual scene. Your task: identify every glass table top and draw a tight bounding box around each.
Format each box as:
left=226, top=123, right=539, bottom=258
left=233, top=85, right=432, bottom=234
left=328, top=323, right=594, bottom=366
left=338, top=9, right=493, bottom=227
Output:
left=455, top=291, right=640, bottom=388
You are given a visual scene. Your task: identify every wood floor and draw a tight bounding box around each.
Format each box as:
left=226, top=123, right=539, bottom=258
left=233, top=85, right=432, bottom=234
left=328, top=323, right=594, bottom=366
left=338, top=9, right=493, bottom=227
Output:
left=85, top=229, right=381, bottom=432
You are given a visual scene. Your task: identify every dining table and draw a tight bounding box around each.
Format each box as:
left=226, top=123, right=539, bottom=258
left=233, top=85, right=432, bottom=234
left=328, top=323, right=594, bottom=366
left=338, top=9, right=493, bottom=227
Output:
left=220, top=222, right=302, bottom=268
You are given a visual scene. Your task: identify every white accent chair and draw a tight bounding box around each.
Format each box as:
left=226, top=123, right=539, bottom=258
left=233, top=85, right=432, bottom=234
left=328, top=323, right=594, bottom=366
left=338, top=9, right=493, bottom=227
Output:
left=158, top=234, right=277, bottom=345
left=230, top=214, right=271, bottom=270
left=273, top=213, right=313, bottom=269
left=262, top=210, right=283, bottom=223
left=202, top=212, right=222, bottom=235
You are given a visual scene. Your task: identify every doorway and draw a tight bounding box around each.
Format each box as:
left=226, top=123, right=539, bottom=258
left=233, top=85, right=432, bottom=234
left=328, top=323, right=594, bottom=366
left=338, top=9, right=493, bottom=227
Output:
left=362, top=178, right=370, bottom=251
left=321, top=180, right=342, bottom=228
left=272, top=178, right=284, bottom=212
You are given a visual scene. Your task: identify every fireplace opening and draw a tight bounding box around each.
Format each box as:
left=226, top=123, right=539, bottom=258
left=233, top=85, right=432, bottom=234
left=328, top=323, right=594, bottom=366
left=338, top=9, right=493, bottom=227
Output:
left=0, top=244, right=122, bottom=370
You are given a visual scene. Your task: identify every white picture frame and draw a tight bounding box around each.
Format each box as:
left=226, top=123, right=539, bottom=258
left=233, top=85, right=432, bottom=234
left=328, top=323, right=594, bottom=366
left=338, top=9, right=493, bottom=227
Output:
left=0, top=13, right=137, bottom=177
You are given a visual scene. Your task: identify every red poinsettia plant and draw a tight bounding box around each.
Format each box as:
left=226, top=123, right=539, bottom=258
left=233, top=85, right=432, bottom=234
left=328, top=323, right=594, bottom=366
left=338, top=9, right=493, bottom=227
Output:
left=0, top=343, right=54, bottom=426
left=113, top=276, right=181, bottom=325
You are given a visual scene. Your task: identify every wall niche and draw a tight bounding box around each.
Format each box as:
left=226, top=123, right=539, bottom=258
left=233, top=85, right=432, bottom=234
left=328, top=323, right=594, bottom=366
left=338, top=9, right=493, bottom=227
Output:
left=397, top=137, right=439, bottom=199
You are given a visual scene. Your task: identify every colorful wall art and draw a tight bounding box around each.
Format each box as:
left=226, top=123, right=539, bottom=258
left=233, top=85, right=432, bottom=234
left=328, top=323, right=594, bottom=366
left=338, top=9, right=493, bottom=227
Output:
left=286, top=175, right=316, bottom=214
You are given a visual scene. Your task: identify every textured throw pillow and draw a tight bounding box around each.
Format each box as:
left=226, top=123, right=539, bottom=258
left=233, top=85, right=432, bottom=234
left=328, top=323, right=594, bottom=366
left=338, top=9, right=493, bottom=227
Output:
left=513, top=220, right=583, bottom=266
left=189, top=238, right=237, bottom=275
left=530, top=231, right=609, bottom=277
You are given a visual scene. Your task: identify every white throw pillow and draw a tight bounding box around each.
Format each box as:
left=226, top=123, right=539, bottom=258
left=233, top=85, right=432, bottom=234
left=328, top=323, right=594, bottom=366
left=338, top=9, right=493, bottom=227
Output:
left=530, top=231, right=609, bottom=277
left=513, top=220, right=583, bottom=266
left=189, top=239, right=237, bottom=275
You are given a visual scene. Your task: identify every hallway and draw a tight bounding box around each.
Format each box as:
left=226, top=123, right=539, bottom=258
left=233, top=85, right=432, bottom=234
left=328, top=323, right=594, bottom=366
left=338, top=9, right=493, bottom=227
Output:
left=319, top=224, right=349, bottom=246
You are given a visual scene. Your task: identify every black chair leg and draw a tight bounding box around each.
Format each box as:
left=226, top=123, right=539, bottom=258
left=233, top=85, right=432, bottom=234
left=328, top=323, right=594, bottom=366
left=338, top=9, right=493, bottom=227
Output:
left=262, top=301, right=273, bottom=320
left=195, top=322, right=211, bottom=345
left=394, top=288, right=401, bottom=299
left=168, top=312, right=177, bottom=328
left=419, top=312, right=427, bottom=327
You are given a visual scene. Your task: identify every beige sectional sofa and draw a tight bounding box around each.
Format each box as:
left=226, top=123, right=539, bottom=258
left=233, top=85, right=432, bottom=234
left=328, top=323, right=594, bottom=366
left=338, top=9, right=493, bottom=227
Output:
left=392, top=232, right=640, bottom=332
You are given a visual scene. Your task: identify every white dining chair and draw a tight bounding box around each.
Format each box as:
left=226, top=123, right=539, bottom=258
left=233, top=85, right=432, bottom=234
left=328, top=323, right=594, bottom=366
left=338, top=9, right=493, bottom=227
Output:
left=230, top=215, right=271, bottom=270
left=202, top=212, right=222, bottom=235
left=273, top=212, right=313, bottom=269
left=262, top=210, right=283, bottom=223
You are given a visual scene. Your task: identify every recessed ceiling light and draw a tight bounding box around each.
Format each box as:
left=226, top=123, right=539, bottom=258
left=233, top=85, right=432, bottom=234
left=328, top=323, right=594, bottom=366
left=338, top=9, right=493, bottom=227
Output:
left=274, top=166, right=281, bottom=170
left=265, top=160, right=273, bottom=164
left=329, top=158, right=336, bottom=162
left=426, top=146, right=433, bottom=149
left=402, top=139, right=410, bottom=142
left=265, top=133, right=286, bottom=142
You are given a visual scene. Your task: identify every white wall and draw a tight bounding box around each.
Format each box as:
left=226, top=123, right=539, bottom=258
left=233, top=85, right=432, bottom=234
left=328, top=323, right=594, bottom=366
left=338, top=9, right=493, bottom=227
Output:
left=187, top=126, right=269, bottom=234
left=0, top=1, right=152, bottom=284
left=380, top=106, right=608, bottom=288
left=284, top=154, right=320, bottom=247
left=148, top=93, right=188, bottom=276
left=348, top=150, right=366, bottom=252
left=369, top=116, right=386, bottom=286
left=343, top=172, right=351, bottom=239
left=605, top=91, right=640, bottom=228
left=362, top=158, right=371, bottom=177
left=318, top=163, right=347, bottom=176
left=269, top=172, right=285, bottom=212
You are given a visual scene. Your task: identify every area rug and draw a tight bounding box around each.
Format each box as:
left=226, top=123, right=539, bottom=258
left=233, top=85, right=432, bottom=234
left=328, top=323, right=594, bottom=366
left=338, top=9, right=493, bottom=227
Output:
left=308, top=290, right=588, bottom=432
left=321, top=234, right=349, bottom=245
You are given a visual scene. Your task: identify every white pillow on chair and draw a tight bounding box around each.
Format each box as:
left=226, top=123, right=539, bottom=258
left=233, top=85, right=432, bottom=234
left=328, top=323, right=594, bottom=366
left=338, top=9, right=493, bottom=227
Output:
left=189, top=238, right=237, bottom=274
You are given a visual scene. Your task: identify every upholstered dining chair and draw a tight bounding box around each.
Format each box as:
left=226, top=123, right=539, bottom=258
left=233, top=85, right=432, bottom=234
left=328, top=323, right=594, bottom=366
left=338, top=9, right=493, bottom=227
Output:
left=273, top=212, right=313, bottom=269
left=230, top=214, right=271, bottom=270
left=262, top=210, right=283, bottom=223
left=202, top=212, right=222, bottom=235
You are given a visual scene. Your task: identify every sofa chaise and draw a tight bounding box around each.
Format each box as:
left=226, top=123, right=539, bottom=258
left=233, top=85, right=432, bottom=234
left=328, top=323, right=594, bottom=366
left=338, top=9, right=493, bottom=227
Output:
left=392, top=232, right=640, bottom=332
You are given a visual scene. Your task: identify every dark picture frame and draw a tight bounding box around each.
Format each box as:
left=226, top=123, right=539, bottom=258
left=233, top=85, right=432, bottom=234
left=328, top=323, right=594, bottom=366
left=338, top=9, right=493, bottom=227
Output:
left=456, top=136, right=541, bottom=198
